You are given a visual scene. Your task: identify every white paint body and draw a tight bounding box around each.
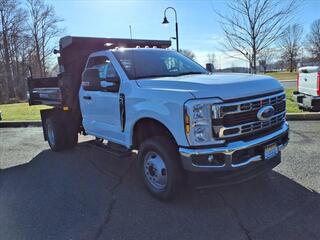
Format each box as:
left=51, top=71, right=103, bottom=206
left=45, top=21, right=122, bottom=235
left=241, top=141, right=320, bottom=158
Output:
left=298, top=66, right=320, bottom=96
left=79, top=49, right=284, bottom=149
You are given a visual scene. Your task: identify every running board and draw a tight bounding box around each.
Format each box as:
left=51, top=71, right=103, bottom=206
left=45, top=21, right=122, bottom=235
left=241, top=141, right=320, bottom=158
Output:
left=86, top=140, right=133, bottom=158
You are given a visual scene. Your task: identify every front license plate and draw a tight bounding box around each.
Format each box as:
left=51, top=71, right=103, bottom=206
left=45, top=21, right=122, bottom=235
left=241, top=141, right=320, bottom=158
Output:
left=264, top=143, right=279, bottom=160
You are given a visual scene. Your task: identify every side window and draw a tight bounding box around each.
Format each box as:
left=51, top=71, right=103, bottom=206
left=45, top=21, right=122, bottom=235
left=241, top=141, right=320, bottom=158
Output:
left=87, top=56, right=107, bottom=68
left=86, top=56, right=119, bottom=80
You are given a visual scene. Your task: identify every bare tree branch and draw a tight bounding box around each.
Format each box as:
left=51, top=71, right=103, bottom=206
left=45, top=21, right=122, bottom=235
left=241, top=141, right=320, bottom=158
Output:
left=279, top=24, right=303, bottom=72
left=27, top=0, right=63, bottom=77
left=180, top=49, right=196, bottom=60
left=216, top=0, right=297, bottom=73
left=206, top=53, right=215, bottom=66
left=307, top=19, right=320, bottom=63
left=0, top=0, right=27, bottom=101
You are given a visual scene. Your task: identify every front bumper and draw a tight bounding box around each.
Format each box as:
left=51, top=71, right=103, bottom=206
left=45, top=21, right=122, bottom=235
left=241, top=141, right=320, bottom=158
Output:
left=179, top=122, right=289, bottom=172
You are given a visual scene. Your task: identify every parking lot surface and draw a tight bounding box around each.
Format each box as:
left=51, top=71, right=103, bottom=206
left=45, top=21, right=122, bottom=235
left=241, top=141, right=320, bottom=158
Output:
left=0, top=121, right=319, bottom=240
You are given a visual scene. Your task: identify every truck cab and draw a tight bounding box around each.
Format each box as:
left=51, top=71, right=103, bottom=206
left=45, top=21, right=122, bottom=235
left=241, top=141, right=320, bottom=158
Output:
left=28, top=36, right=289, bottom=200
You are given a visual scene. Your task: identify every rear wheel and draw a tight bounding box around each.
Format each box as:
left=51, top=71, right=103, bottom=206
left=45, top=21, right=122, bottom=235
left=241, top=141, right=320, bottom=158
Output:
left=138, top=136, right=185, bottom=200
left=46, top=116, right=78, bottom=151
left=46, top=117, right=66, bottom=151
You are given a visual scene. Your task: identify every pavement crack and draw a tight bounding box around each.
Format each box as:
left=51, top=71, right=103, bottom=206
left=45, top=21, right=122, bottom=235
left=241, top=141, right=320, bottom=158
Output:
left=93, top=157, right=136, bottom=240
left=217, top=191, right=253, bottom=240
left=93, top=196, right=116, bottom=240
left=87, top=157, right=120, bottom=179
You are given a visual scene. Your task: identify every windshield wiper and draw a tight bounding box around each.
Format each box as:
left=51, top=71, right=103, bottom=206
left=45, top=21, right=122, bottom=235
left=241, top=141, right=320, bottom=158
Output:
left=174, top=72, right=207, bottom=77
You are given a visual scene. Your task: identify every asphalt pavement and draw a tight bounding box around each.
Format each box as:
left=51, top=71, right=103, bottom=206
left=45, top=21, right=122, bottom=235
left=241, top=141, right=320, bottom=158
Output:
left=0, top=122, right=319, bottom=240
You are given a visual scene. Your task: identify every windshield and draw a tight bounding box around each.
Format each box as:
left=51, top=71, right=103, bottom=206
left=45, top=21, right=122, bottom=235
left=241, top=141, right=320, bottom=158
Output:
left=113, top=49, right=208, bottom=80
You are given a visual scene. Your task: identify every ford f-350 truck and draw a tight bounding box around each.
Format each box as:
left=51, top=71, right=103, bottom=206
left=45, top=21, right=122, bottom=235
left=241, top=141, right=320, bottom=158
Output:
left=28, top=36, right=289, bottom=200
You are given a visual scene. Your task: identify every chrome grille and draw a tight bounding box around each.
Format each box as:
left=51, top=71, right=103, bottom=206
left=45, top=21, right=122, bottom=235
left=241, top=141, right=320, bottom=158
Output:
left=212, top=92, right=286, bottom=139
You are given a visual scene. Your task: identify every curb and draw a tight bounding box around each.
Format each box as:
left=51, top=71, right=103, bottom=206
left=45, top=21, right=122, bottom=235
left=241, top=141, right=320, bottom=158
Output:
left=286, top=113, right=320, bottom=121
left=0, top=121, right=42, bottom=128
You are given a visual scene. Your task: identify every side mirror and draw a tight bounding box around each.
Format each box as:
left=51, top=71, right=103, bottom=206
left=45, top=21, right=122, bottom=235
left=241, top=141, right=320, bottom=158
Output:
left=100, top=80, right=119, bottom=92
left=206, top=63, right=214, bottom=73
left=106, top=75, right=120, bottom=83
left=82, top=69, right=101, bottom=91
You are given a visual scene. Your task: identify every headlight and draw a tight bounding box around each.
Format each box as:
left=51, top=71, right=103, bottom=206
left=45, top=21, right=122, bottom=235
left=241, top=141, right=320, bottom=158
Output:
left=184, top=98, right=223, bottom=146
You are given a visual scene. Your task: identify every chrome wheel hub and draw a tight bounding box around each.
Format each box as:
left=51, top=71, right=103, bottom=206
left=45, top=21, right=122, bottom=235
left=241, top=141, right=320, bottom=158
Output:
left=144, top=151, right=167, bottom=190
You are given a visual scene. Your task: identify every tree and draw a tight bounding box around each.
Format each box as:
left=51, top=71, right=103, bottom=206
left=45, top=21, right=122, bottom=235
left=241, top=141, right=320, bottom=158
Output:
left=27, top=0, right=62, bottom=77
left=180, top=49, right=195, bottom=60
left=307, top=19, right=320, bottom=63
left=217, top=0, right=297, bottom=74
left=206, top=53, right=215, bottom=65
left=258, top=48, right=276, bottom=73
left=0, top=0, right=27, bottom=102
left=0, top=0, right=62, bottom=103
left=279, top=24, right=303, bottom=72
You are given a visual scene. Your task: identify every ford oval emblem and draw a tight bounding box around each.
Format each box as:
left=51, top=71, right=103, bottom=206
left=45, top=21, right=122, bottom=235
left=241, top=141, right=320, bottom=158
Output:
left=257, top=106, right=275, bottom=121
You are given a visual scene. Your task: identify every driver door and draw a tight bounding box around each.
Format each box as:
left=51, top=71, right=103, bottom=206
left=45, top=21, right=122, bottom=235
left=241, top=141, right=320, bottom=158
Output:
left=80, top=55, right=124, bottom=144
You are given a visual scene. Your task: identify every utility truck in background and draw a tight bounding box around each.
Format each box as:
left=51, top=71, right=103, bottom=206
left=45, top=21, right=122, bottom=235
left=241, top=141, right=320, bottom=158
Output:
left=293, top=66, right=320, bottom=111
left=27, top=36, right=289, bottom=200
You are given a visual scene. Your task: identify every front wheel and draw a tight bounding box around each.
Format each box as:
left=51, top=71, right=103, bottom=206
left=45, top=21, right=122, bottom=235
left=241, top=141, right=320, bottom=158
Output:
left=138, top=136, right=185, bottom=200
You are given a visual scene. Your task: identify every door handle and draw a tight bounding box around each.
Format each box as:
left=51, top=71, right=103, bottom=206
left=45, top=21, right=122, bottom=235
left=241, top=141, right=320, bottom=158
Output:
left=83, top=95, right=92, bottom=100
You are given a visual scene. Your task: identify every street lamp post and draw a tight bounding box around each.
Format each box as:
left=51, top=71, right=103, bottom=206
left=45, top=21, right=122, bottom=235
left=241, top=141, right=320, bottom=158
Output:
left=162, top=7, right=179, bottom=52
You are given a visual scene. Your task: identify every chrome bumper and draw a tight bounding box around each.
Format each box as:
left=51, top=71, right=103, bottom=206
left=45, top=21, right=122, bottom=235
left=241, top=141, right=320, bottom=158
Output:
left=179, top=122, right=289, bottom=172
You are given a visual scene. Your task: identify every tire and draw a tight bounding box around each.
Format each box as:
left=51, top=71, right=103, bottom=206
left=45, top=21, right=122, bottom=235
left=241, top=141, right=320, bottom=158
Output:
left=65, top=120, right=78, bottom=149
left=138, top=136, right=185, bottom=200
left=46, top=117, right=67, bottom=151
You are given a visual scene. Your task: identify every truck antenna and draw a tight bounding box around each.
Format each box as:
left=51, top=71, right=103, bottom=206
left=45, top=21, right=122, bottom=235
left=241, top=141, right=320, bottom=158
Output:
left=129, top=25, right=133, bottom=39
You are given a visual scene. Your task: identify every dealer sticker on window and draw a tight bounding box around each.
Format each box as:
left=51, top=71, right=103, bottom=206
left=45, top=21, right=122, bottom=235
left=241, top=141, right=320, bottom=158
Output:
left=264, top=143, right=279, bottom=160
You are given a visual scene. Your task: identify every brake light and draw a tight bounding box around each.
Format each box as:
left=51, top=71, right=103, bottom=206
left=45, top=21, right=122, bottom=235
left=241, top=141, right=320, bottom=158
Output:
left=317, top=71, right=320, bottom=96
left=296, top=72, right=299, bottom=91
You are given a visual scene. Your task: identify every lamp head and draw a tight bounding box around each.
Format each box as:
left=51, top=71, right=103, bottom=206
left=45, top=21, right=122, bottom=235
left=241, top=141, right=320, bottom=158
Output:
left=162, top=16, right=169, bottom=25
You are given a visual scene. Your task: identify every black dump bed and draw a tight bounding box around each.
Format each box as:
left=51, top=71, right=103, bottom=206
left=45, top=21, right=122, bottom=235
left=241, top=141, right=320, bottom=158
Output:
left=27, top=36, right=171, bottom=109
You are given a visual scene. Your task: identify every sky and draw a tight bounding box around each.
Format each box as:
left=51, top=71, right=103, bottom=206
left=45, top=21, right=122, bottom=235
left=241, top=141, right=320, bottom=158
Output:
left=45, top=0, right=320, bottom=68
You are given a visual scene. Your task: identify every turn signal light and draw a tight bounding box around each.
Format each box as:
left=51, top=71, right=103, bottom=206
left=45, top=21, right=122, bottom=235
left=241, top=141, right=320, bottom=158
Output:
left=185, top=113, right=190, bottom=134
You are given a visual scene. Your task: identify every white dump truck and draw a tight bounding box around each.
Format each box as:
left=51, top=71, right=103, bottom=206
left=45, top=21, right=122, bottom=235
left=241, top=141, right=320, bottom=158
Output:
left=27, top=36, right=289, bottom=200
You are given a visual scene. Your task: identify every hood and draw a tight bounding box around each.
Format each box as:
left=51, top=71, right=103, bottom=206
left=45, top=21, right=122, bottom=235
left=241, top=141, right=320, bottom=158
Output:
left=135, top=73, right=283, bottom=100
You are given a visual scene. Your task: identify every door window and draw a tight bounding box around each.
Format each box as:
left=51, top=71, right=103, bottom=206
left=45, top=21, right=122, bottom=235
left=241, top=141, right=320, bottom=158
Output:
left=86, top=56, right=119, bottom=80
